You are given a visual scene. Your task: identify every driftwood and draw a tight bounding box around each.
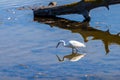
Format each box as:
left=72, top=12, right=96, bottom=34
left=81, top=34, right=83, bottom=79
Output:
left=34, top=16, right=120, bottom=54
left=33, top=0, right=120, bottom=21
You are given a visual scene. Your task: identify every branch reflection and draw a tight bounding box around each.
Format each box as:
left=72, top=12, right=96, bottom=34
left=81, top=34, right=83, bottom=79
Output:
left=34, top=16, right=120, bottom=54
left=56, top=53, right=86, bottom=62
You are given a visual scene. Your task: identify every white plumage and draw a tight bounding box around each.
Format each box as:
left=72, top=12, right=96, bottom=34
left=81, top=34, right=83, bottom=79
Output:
left=56, top=40, right=86, bottom=53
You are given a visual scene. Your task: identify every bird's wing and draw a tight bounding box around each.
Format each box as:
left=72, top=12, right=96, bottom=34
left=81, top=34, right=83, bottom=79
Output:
left=69, top=40, right=85, bottom=47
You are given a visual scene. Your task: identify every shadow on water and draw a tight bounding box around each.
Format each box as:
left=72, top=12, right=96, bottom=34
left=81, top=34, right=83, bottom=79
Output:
left=34, top=16, right=120, bottom=54
left=56, top=52, right=86, bottom=62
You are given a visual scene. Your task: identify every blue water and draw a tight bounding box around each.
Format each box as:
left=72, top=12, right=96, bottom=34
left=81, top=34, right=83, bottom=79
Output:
left=0, top=0, right=120, bottom=80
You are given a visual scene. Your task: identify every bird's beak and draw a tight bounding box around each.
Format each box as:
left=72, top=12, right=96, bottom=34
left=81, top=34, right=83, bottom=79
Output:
left=56, top=42, right=60, bottom=48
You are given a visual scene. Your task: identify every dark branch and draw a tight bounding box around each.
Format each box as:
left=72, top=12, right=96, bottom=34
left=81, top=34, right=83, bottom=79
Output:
left=33, top=0, right=120, bottom=21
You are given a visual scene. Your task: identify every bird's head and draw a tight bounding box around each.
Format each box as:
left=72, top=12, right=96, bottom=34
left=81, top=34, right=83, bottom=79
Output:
left=56, top=40, right=65, bottom=48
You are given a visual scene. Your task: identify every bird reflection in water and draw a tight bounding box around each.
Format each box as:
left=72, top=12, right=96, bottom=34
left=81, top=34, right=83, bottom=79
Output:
left=56, top=52, right=86, bottom=62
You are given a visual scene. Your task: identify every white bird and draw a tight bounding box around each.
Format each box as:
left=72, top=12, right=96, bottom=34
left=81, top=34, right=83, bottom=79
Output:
left=56, top=40, right=86, bottom=53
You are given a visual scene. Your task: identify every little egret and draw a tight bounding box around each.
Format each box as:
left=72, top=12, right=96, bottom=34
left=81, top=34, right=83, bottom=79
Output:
left=56, top=40, right=86, bottom=53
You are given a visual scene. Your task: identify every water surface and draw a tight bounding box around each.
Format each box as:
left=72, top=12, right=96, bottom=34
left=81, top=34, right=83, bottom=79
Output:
left=0, top=0, right=120, bottom=80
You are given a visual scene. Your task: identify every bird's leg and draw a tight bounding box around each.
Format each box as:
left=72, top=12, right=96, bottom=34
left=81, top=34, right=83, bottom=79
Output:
left=72, top=48, right=80, bottom=53
left=72, top=48, right=74, bottom=53
left=72, top=48, right=76, bottom=53
left=75, top=48, right=79, bottom=53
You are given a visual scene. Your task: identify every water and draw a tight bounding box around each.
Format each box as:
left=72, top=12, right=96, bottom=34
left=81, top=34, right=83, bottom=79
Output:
left=0, top=0, right=120, bottom=80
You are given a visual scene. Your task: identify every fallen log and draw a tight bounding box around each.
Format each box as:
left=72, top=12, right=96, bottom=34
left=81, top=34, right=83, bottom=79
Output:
left=33, top=0, right=120, bottom=21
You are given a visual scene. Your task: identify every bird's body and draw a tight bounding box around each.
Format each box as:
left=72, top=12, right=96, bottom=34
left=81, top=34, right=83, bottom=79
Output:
left=67, top=40, right=85, bottom=48
left=56, top=40, right=86, bottom=53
